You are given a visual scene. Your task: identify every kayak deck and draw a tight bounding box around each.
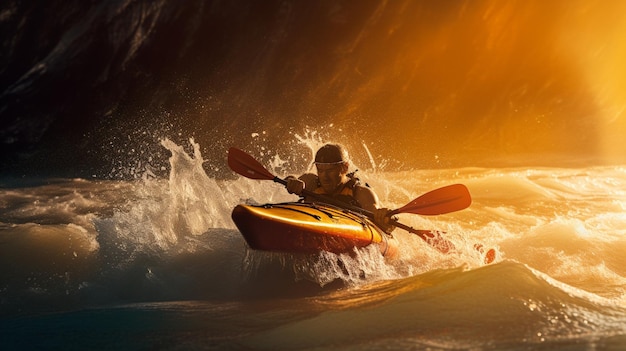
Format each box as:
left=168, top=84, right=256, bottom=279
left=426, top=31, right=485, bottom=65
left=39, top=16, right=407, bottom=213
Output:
left=231, top=202, right=396, bottom=256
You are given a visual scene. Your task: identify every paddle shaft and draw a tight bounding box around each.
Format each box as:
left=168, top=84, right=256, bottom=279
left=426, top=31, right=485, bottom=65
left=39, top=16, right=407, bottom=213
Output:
left=272, top=176, right=369, bottom=215
left=227, top=147, right=470, bottom=216
left=272, top=176, right=454, bottom=253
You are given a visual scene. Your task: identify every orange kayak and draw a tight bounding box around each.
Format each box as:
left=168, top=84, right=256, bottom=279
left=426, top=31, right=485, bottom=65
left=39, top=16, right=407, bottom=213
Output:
left=231, top=202, right=397, bottom=257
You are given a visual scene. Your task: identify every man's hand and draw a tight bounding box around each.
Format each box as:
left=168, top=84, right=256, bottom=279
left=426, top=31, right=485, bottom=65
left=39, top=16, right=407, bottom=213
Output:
left=373, top=207, right=395, bottom=233
left=286, top=176, right=305, bottom=195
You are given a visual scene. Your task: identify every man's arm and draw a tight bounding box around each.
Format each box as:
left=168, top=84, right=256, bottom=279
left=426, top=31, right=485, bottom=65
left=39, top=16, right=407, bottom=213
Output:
left=355, top=185, right=395, bottom=233
left=286, top=173, right=318, bottom=197
left=354, top=185, right=379, bottom=213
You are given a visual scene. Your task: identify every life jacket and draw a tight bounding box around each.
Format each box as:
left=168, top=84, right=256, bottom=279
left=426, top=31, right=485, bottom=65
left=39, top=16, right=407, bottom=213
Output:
left=313, top=171, right=363, bottom=207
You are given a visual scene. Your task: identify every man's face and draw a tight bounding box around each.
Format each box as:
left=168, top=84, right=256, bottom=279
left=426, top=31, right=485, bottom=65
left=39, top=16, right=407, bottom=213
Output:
left=315, top=163, right=347, bottom=193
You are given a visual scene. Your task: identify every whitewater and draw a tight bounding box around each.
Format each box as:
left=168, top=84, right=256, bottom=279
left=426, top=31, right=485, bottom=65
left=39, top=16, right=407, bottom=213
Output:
left=1, top=138, right=625, bottom=350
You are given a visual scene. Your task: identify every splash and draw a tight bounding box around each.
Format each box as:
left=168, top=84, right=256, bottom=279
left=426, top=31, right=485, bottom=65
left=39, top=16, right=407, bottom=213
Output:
left=96, top=137, right=240, bottom=257
left=161, top=138, right=234, bottom=234
left=242, top=245, right=404, bottom=288
left=91, top=134, right=579, bottom=293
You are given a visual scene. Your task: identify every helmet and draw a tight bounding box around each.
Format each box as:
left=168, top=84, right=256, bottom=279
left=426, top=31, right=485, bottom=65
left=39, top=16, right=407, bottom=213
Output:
left=314, top=144, right=349, bottom=165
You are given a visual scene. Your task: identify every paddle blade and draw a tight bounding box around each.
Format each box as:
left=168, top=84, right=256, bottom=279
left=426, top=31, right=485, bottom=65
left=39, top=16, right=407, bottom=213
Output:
left=414, top=229, right=455, bottom=254
left=227, top=147, right=275, bottom=180
left=391, top=184, right=471, bottom=216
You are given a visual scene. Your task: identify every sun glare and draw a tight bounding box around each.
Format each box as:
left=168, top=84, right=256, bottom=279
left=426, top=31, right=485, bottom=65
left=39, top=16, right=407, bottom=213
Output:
left=557, top=1, right=626, bottom=164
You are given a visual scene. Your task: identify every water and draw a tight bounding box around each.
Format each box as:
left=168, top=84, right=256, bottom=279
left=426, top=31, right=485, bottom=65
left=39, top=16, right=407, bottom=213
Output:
left=3, top=1, right=626, bottom=349
left=1, top=139, right=625, bottom=350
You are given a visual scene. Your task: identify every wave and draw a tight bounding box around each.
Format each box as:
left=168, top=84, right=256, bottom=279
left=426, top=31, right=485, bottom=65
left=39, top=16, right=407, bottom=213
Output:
left=245, top=261, right=626, bottom=350
left=2, top=260, right=625, bottom=350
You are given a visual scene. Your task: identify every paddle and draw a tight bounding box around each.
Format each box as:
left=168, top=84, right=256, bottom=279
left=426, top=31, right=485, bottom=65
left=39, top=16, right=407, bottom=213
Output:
left=388, top=184, right=471, bottom=216
left=227, top=147, right=469, bottom=254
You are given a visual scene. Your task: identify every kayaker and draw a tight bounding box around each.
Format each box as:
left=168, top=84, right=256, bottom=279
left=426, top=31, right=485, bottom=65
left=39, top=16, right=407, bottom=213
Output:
left=286, top=143, right=394, bottom=232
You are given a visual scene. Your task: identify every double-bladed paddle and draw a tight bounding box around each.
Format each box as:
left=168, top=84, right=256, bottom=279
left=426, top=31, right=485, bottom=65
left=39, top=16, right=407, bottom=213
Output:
left=227, top=147, right=471, bottom=254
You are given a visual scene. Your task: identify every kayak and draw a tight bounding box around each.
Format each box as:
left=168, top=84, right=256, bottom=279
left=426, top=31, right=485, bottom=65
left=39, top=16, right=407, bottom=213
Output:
left=231, top=202, right=398, bottom=257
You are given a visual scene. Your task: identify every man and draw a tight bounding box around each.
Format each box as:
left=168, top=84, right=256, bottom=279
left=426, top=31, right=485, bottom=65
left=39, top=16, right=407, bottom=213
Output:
left=286, top=143, right=394, bottom=232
